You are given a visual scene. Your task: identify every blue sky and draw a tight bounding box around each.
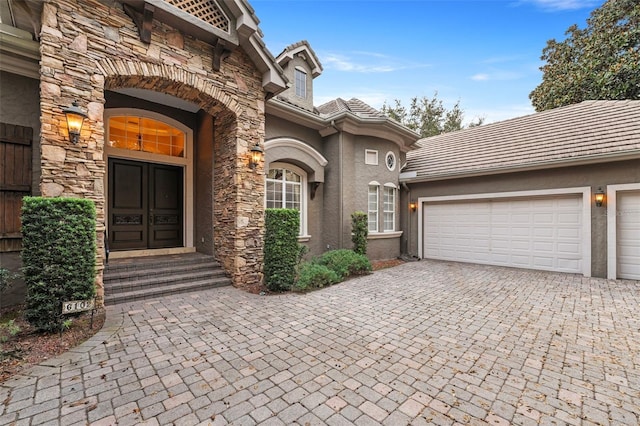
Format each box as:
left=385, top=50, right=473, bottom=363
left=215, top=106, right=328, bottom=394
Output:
left=251, top=0, right=604, bottom=124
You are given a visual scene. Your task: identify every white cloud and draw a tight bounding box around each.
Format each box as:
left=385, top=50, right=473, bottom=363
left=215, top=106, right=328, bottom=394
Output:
left=470, top=70, right=523, bottom=82
left=323, top=54, right=398, bottom=73
left=516, top=0, right=600, bottom=11
left=321, top=51, right=430, bottom=74
left=472, top=73, right=490, bottom=81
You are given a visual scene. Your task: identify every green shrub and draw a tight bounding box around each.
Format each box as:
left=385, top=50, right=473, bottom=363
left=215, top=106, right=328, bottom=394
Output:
left=21, top=197, right=97, bottom=332
left=264, top=208, right=303, bottom=292
left=351, top=211, right=368, bottom=255
left=317, top=249, right=372, bottom=280
left=293, top=263, right=339, bottom=292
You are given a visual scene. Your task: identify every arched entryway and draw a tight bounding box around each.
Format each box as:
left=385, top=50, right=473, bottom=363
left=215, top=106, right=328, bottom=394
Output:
left=101, top=70, right=265, bottom=290
left=104, top=109, right=194, bottom=253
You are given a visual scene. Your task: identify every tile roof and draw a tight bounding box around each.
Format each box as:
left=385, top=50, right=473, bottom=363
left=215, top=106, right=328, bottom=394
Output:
left=403, top=100, right=640, bottom=181
left=316, top=98, right=388, bottom=119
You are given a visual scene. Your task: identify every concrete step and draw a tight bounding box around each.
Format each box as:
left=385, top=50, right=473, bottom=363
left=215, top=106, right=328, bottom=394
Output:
left=104, top=278, right=231, bottom=305
left=103, top=252, right=232, bottom=305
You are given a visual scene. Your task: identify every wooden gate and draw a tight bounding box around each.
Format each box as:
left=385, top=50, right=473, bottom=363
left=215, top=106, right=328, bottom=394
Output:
left=0, top=123, right=33, bottom=252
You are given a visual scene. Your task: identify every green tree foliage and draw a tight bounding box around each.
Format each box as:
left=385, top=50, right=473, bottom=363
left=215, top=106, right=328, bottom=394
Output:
left=351, top=211, right=368, bottom=256
left=21, top=197, right=96, bottom=332
left=264, top=208, right=303, bottom=292
left=530, top=0, right=640, bottom=111
left=381, top=93, right=484, bottom=138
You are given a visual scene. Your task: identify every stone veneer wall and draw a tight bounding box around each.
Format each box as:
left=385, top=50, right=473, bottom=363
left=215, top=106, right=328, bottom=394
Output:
left=38, top=0, right=267, bottom=302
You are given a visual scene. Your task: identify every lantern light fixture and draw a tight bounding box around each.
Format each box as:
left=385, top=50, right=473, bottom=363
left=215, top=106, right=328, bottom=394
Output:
left=594, top=187, right=605, bottom=207
left=409, top=201, right=417, bottom=212
left=249, top=143, right=263, bottom=169
left=63, top=101, right=88, bottom=144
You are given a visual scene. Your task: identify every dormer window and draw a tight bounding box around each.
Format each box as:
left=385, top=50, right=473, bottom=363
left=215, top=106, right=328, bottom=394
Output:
left=295, top=68, right=307, bottom=98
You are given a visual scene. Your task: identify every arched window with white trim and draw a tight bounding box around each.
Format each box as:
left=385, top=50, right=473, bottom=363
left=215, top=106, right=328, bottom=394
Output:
left=266, top=163, right=308, bottom=237
left=368, top=181, right=380, bottom=232
left=383, top=183, right=397, bottom=231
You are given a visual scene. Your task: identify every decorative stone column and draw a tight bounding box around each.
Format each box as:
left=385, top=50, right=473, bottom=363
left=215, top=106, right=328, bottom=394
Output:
left=38, top=0, right=269, bottom=300
left=39, top=1, right=107, bottom=303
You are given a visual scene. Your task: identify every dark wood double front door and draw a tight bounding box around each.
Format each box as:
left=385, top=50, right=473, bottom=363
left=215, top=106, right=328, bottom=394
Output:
left=108, top=158, right=183, bottom=250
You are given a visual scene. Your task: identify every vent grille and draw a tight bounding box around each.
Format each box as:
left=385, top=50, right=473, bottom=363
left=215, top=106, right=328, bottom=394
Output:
left=164, top=0, right=230, bottom=32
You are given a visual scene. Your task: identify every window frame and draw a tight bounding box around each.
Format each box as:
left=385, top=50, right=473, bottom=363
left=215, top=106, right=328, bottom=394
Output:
left=265, top=162, right=309, bottom=239
left=365, top=149, right=378, bottom=166
left=385, top=151, right=396, bottom=171
left=294, top=68, right=307, bottom=99
left=368, top=182, right=380, bottom=233
left=383, top=183, right=396, bottom=231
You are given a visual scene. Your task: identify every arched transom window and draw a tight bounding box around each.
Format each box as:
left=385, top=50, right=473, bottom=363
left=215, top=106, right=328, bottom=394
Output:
left=108, top=116, right=185, bottom=158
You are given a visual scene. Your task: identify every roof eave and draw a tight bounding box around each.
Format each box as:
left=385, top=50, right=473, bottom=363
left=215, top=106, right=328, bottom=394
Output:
left=321, top=112, right=420, bottom=152
left=266, top=97, right=327, bottom=130
left=401, top=151, right=640, bottom=184
left=0, top=26, right=40, bottom=79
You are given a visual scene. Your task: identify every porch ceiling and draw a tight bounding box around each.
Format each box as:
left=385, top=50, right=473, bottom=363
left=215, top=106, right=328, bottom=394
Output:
left=0, top=0, right=42, bottom=40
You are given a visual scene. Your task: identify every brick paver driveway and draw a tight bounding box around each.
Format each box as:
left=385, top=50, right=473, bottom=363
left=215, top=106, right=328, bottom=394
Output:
left=2, top=260, right=639, bottom=425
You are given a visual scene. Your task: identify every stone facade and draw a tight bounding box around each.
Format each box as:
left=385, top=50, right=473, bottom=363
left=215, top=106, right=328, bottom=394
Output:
left=38, top=0, right=268, bottom=302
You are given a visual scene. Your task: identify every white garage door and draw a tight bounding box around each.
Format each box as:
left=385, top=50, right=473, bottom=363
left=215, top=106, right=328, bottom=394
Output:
left=423, top=196, right=583, bottom=273
left=617, top=191, right=640, bottom=280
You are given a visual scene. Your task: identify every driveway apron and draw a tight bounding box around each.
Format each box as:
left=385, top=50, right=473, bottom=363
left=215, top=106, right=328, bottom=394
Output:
left=1, top=260, right=639, bottom=425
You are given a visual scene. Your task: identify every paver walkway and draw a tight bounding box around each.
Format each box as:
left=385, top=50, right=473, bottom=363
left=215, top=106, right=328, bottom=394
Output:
left=1, top=260, right=639, bottom=425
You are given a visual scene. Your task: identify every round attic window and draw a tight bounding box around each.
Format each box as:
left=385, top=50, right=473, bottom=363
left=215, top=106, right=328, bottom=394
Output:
left=385, top=152, right=396, bottom=171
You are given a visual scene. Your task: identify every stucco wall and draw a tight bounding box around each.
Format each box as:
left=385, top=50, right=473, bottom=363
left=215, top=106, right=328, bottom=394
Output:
left=276, top=55, right=314, bottom=112
left=264, top=113, right=326, bottom=256
left=195, top=110, right=214, bottom=255
left=0, top=71, right=41, bottom=195
left=403, top=160, right=640, bottom=277
left=0, top=71, right=41, bottom=307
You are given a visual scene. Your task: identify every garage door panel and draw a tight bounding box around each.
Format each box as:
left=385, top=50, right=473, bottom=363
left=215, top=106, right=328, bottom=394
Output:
left=617, top=191, right=640, bottom=280
left=558, top=242, right=580, bottom=254
left=511, top=227, right=531, bottom=237
left=557, top=258, right=580, bottom=271
left=558, top=227, right=580, bottom=239
left=534, top=213, right=554, bottom=224
left=424, top=196, right=583, bottom=274
left=533, top=257, right=554, bottom=268
left=533, top=241, right=554, bottom=251
left=559, top=212, right=581, bottom=224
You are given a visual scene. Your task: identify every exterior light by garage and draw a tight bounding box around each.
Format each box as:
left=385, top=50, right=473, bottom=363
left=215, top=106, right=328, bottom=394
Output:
left=63, top=101, right=88, bottom=144
left=249, top=143, right=263, bottom=169
left=409, top=201, right=417, bottom=212
left=594, top=187, right=605, bottom=207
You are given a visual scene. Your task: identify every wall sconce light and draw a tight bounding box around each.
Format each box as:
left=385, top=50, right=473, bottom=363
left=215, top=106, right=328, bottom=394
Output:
left=409, top=201, right=417, bottom=212
left=249, top=143, right=263, bottom=170
left=63, top=101, right=88, bottom=144
left=594, top=187, right=605, bottom=207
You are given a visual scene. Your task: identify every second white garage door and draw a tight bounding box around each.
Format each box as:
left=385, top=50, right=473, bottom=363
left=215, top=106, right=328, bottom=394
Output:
left=617, top=190, right=640, bottom=280
left=423, top=196, right=584, bottom=273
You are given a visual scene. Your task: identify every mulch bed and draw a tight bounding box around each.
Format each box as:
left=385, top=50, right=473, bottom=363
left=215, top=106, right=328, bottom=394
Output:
left=0, top=306, right=105, bottom=383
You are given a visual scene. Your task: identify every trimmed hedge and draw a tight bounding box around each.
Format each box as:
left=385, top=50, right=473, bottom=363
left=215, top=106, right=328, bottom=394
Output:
left=293, top=263, right=339, bottom=292
left=294, top=249, right=372, bottom=292
left=317, top=249, right=372, bottom=279
left=351, top=211, right=368, bottom=255
left=264, top=208, right=303, bottom=292
left=21, top=197, right=97, bottom=332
